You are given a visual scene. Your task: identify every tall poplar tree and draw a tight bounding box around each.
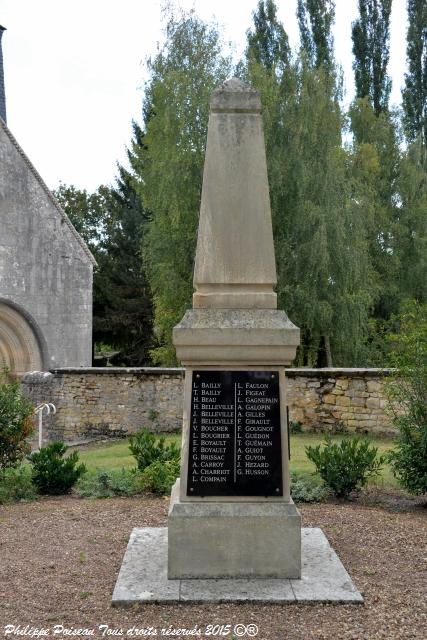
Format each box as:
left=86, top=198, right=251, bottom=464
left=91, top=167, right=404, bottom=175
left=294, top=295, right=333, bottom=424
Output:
left=402, top=0, right=427, bottom=160
left=297, top=0, right=335, bottom=70
left=244, top=0, right=374, bottom=366
left=352, top=0, right=392, bottom=115
left=246, top=0, right=290, bottom=74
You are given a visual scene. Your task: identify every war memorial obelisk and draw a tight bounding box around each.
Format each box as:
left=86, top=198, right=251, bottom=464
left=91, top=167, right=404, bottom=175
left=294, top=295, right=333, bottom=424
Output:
left=112, top=79, right=363, bottom=605
left=169, top=78, right=301, bottom=579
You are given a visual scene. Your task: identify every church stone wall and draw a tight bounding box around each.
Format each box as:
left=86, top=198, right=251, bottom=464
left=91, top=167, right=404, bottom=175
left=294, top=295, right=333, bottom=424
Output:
left=0, top=121, right=94, bottom=369
left=22, top=368, right=394, bottom=445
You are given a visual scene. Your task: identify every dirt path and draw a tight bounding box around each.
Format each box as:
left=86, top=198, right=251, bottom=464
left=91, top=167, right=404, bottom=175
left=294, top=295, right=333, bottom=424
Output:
left=0, top=494, right=426, bottom=639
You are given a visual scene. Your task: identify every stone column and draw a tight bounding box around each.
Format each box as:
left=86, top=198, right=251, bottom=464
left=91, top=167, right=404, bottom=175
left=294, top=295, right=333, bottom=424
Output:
left=168, top=79, right=301, bottom=579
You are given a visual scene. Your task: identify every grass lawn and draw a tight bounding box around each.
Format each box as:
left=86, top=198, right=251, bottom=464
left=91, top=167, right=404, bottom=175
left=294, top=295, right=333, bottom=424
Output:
left=76, top=431, right=398, bottom=489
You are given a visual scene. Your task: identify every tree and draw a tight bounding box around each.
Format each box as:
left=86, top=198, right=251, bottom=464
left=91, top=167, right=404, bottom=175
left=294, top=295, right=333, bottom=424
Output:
left=402, top=0, right=427, bottom=162
left=136, top=8, right=232, bottom=365
left=246, top=0, right=290, bottom=75
left=352, top=0, right=392, bottom=115
left=244, top=1, right=374, bottom=366
left=277, top=64, right=374, bottom=366
left=297, top=0, right=335, bottom=70
left=93, top=156, right=154, bottom=366
left=348, top=98, right=402, bottom=321
left=386, top=300, right=427, bottom=495
left=54, top=159, right=154, bottom=365
left=394, top=141, right=427, bottom=304
left=54, top=183, right=109, bottom=253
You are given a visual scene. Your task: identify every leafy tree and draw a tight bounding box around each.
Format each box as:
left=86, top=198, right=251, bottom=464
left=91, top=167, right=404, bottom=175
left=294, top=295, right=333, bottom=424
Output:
left=297, top=0, right=335, bottom=70
left=137, top=8, right=232, bottom=364
left=245, top=2, right=374, bottom=366
left=94, top=156, right=154, bottom=366
left=394, top=142, right=427, bottom=304
left=352, top=0, right=392, bottom=115
left=402, top=0, right=427, bottom=161
left=349, top=98, right=402, bottom=321
left=278, top=65, right=374, bottom=366
left=386, top=300, right=427, bottom=495
left=246, top=0, right=290, bottom=75
left=54, top=183, right=109, bottom=253
left=54, top=166, right=154, bottom=365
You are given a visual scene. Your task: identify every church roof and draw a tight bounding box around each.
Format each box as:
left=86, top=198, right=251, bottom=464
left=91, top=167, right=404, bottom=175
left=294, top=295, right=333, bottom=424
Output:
left=0, top=116, right=97, bottom=266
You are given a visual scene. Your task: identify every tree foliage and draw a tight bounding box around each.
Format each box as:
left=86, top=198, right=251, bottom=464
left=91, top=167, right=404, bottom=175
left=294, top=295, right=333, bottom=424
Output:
left=54, top=155, right=154, bottom=365
left=352, top=0, right=392, bottom=115
left=402, top=0, right=427, bottom=161
left=94, top=154, right=154, bottom=366
left=54, top=0, right=427, bottom=371
left=246, top=0, right=290, bottom=74
left=0, top=371, right=34, bottom=472
left=54, top=183, right=109, bottom=252
left=297, top=0, right=335, bottom=70
left=386, top=300, right=427, bottom=495
left=136, top=8, right=232, bottom=364
left=244, top=2, right=374, bottom=366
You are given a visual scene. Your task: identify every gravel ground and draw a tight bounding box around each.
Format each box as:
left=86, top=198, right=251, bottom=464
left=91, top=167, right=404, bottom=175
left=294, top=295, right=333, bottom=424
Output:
left=0, top=492, right=426, bottom=640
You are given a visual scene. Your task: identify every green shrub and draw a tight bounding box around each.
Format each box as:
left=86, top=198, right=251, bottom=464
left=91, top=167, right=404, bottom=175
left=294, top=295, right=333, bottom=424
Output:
left=0, top=370, right=34, bottom=471
left=385, top=300, right=427, bottom=495
left=137, top=459, right=180, bottom=495
left=129, top=429, right=180, bottom=472
left=74, top=468, right=139, bottom=498
left=306, top=436, right=385, bottom=498
left=289, top=420, right=302, bottom=434
left=290, top=471, right=329, bottom=503
left=0, top=465, right=38, bottom=504
left=29, top=442, right=86, bottom=495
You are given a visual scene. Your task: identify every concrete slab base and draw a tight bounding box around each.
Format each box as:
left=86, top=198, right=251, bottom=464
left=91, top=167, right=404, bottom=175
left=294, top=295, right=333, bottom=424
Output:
left=112, top=527, right=363, bottom=605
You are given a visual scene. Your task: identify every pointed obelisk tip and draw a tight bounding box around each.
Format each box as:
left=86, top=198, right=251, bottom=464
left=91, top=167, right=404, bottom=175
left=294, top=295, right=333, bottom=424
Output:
left=211, top=78, right=261, bottom=112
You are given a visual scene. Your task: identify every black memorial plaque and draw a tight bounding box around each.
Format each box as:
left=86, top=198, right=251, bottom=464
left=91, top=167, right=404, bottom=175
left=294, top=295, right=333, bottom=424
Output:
left=187, top=370, right=283, bottom=497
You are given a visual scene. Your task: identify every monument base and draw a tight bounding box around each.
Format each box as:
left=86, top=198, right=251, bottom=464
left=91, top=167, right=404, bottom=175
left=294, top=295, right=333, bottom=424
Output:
left=112, top=527, right=364, bottom=604
left=167, top=480, right=301, bottom=579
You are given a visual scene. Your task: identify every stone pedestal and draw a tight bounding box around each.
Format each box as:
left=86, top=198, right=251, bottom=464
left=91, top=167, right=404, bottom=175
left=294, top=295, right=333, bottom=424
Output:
left=168, top=480, right=301, bottom=579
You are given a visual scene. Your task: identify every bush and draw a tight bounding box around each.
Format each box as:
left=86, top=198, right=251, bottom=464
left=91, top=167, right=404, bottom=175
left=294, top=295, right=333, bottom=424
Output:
left=289, top=420, right=302, bottom=434
left=129, top=429, right=180, bottom=472
left=0, top=370, right=34, bottom=471
left=74, top=468, right=139, bottom=498
left=137, top=459, right=180, bottom=495
left=290, top=471, right=329, bottom=503
left=0, top=465, right=38, bottom=504
left=29, top=442, right=86, bottom=495
left=306, top=436, right=385, bottom=498
left=385, top=301, right=427, bottom=495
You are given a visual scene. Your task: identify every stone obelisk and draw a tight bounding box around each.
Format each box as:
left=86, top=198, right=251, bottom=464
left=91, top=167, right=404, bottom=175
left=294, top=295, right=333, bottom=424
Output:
left=169, top=78, right=301, bottom=579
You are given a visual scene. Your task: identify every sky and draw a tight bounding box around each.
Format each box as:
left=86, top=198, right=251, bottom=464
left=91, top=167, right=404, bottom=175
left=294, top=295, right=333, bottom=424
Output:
left=1, top=0, right=408, bottom=192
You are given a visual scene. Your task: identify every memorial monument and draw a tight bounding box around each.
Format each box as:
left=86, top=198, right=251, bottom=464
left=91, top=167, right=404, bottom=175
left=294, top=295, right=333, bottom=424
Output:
left=113, top=79, right=363, bottom=605
left=169, top=78, right=301, bottom=579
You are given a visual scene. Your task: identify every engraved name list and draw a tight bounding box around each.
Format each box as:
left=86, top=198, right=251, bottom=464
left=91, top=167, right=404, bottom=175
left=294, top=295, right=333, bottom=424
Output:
left=187, top=370, right=283, bottom=497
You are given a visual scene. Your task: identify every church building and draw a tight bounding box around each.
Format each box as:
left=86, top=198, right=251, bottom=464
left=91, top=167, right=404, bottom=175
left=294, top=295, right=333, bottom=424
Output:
left=0, top=25, right=95, bottom=374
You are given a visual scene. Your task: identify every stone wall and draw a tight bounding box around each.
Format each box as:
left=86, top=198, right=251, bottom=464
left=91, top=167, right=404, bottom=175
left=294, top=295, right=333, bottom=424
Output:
left=285, top=369, right=391, bottom=434
left=22, top=368, right=185, bottom=445
left=21, top=367, right=394, bottom=446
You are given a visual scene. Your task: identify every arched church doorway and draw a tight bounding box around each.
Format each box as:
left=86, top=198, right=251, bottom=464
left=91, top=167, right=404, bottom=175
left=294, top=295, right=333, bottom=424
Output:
left=0, top=301, right=43, bottom=374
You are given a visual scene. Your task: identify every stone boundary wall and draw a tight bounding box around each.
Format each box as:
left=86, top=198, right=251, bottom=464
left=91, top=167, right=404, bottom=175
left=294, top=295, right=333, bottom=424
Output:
left=21, top=367, right=394, bottom=445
